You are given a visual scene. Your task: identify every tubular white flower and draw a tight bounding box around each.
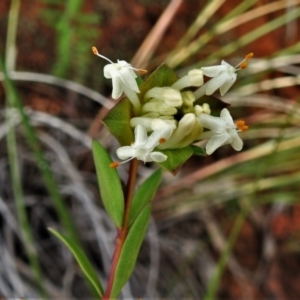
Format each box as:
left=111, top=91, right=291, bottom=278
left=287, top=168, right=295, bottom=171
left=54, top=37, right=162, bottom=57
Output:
left=194, top=61, right=237, bottom=98
left=92, top=47, right=143, bottom=112
left=116, top=120, right=175, bottom=163
left=194, top=53, right=253, bottom=98
left=198, top=108, right=244, bottom=155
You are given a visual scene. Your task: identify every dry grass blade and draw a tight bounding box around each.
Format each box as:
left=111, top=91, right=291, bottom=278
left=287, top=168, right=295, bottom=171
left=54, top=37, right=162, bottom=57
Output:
left=130, top=0, right=183, bottom=68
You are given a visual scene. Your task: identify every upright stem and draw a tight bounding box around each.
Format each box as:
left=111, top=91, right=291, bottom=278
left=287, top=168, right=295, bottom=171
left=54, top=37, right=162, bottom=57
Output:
left=103, top=158, right=139, bottom=299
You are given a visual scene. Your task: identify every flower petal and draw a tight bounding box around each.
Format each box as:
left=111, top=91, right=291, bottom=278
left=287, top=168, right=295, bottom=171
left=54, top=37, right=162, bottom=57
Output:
left=219, top=73, right=237, bottom=96
left=116, top=146, right=136, bottom=160
left=230, top=132, right=243, bottom=151
left=198, top=113, right=226, bottom=134
left=204, top=72, right=230, bottom=95
left=110, top=70, right=123, bottom=99
left=149, top=151, right=168, bottom=162
left=205, top=133, right=230, bottom=155
left=201, top=65, right=227, bottom=77
left=118, top=62, right=140, bottom=93
left=220, top=108, right=235, bottom=126
left=133, top=124, right=147, bottom=147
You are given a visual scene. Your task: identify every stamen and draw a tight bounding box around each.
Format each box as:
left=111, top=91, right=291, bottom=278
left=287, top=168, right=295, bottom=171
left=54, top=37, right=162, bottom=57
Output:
left=235, top=52, right=254, bottom=70
left=137, top=69, right=148, bottom=75
left=239, top=61, right=248, bottom=69
left=92, top=46, right=114, bottom=64
left=110, top=161, right=120, bottom=168
left=235, top=120, right=249, bottom=132
left=159, top=138, right=167, bottom=144
left=245, top=52, right=254, bottom=60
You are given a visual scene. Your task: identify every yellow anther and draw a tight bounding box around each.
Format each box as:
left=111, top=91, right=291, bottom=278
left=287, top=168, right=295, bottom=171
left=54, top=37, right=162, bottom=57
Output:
left=240, top=61, right=248, bottom=69
left=92, top=46, right=99, bottom=55
left=235, top=120, right=249, bottom=132
left=137, top=69, right=148, bottom=75
left=245, top=52, right=254, bottom=60
left=110, top=161, right=120, bottom=168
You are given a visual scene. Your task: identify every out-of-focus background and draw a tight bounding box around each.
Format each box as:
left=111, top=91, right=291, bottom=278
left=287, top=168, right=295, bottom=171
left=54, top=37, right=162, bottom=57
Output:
left=1, top=0, right=300, bottom=298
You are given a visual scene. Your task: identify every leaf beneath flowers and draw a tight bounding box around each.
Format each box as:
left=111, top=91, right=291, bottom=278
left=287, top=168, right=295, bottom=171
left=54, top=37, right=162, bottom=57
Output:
left=103, top=98, right=134, bottom=146
left=111, top=204, right=152, bottom=298
left=92, top=140, right=124, bottom=228
left=157, top=146, right=194, bottom=175
left=191, top=145, right=206, bottom=156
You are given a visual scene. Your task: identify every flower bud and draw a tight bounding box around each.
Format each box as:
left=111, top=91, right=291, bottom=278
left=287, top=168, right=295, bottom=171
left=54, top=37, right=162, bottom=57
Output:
left=181, top=91, right=196, bottom=114
left=144, top=87, right=182, bottom=107
left=157, top=113, right=197, bottom=149
left=171, top=69, right=204, bottom=90
left=142, top=99, right=177, bottom=116
left=195, top=103, right=211, bottom=115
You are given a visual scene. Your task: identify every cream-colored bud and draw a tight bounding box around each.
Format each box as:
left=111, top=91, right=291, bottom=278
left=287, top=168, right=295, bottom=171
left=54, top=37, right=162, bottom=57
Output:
left=178, top=119, right=203, bottom=148
left=195, top=103, right=211, bottom=115
left=142, top=100, right=177, bottom=116
left=144, top=87, right=182, bottom=107
left=171, top=69, right=204, bottom=90
left=188, top=69, right=204, bottom=86
left=157, top=113, right=196, bottom=149
left=181, top=91, right=196, bottom=114
left=130, top=117, right=154, bottom=131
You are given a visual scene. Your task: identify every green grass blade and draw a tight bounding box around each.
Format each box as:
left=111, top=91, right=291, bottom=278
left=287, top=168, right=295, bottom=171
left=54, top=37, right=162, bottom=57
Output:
left=0, top=57, right=80, bottom=246
left=92, top=140, right=124, bottom=228
left=48, top=228, right=104, bottom=297
left=5, top=99, right=46, bottom=299
left=206, top=6, right=300, bottom=61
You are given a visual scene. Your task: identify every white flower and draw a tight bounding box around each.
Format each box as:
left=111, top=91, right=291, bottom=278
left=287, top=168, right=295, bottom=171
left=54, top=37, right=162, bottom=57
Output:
left=116, top=120, right=174, bottom=163
left=194, top=53, right=253, bottom=98
left=198, top=108, right=247, bottom=155
left=92, top=47, right=146, bottom=112
left=103, top=60, right=140, bottom=99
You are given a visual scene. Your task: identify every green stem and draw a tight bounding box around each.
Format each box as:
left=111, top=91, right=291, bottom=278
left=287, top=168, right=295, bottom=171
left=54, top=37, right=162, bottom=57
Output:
left=103, top=158, right=139, bottom=299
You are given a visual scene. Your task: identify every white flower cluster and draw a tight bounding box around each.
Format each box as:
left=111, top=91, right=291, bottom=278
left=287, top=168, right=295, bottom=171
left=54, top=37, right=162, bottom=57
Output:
left=93, top=47, right=252, bottom=165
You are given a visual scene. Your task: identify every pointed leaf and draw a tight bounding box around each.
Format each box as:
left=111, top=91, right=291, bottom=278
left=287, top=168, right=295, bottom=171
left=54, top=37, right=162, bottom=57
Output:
left=92, top=140, right=124, bottom=228
left=191, top=145, right=206, bottom=156
left=103, top=98, right=134, bottom=146
left=48, top=228, right=104, bottom=297
left=129, top=169, right=162, bottom=226
left=157, top=146, right=194, bottom=175
left=111, top=204, right=152, bottom=298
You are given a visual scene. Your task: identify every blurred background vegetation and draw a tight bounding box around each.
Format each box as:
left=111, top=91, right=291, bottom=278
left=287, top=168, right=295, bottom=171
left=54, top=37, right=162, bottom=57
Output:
left=1, top=0, right=300, bottom=298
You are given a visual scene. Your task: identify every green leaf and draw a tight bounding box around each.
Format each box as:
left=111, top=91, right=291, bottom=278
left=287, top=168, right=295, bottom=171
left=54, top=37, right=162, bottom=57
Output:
left=157, top=146, right=194, bottom=175
left=103, top=98, right=134, bottom=146
left=92, top=140, right=124, bottom=228
left=191, top=145, right=206, bottom=156
left=129, top=169, right=162, bottom=226
left=48, top=228, right=104, bottom=297
left=111, top=204, right=152, bottom=298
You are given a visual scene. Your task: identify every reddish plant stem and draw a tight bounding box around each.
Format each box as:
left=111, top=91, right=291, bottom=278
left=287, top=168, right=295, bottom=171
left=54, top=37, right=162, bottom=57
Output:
left=103, top=158, right=139, bottom=299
